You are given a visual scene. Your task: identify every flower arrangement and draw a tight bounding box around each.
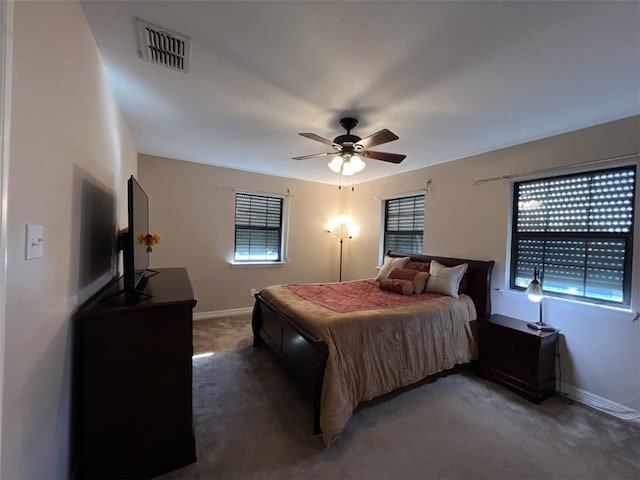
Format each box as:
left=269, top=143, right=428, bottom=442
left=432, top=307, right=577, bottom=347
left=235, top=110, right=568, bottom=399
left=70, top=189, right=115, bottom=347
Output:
left=137, top=233, right=162, bottom=253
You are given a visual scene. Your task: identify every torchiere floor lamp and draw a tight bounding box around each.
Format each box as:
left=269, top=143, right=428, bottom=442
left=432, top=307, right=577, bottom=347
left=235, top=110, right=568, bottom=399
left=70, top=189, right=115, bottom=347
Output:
left=326, top=216, right=357, bottom=282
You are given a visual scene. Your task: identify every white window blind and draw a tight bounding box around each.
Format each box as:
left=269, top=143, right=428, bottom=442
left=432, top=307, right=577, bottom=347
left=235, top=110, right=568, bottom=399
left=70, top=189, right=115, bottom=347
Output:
left=234, top=193, right=283, bottom=262
left=384, top=194, right=425, bottom=254
left=511, top=166, right=636, bottom=305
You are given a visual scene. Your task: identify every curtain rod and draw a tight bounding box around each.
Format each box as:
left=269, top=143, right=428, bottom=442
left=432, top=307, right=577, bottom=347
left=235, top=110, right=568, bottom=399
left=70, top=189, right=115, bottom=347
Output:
left=471, top=152, right=639, bottom=186
left=215, top=186, right=294, bottom=197
left=368, top=178, right=432, bottom=200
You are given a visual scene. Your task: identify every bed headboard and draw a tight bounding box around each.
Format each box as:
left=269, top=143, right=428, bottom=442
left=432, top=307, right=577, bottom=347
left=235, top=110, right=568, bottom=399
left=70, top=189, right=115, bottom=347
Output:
left=387, top=252, right=495, bottom=319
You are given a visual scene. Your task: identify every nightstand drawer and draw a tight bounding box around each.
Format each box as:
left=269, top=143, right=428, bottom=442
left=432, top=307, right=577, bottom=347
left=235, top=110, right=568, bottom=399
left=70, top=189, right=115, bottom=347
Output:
left=479, top=323, right=540, bottom=384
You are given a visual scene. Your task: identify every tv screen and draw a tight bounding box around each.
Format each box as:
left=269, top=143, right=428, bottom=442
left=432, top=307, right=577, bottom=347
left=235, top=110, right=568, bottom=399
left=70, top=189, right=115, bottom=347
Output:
left=123, top=175, right=150, bottom=292
left=79, top=178, right=117, bottom=299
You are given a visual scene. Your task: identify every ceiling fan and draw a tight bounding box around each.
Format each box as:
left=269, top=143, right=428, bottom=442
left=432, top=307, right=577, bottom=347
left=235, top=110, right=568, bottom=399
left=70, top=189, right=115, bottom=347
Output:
left=293, top=117, right=406, bottom=176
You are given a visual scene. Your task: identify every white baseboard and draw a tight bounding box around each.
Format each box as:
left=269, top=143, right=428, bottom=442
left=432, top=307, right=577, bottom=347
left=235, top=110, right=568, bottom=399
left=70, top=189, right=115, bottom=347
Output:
left=193, top=307, right=253, bottom=321
left=560, top=383, right=640, bottom=424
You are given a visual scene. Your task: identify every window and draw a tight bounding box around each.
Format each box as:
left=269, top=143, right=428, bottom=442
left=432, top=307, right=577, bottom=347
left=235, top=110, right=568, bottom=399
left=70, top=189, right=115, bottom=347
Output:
left=234, top=192, right=284, bottom=262
left=383, top=194, right=425, bottom=254
left=510, top=165, right=636, bottom=306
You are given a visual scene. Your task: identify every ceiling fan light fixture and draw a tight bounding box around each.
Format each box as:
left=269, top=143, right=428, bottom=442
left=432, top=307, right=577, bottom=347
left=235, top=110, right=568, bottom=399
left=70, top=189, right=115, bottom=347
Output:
left=341, top=164, right=355, bottom=176
left=349, top=155, right=366, bottom=173
left=329, top=153, right=366, bottom=176
left=341, top=158, right=357, bottom=176
left=328, top=155, right=344, bottom=173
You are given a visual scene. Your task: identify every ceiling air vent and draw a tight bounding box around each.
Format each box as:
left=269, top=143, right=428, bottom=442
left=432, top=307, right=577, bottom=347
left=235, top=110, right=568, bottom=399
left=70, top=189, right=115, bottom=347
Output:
left=136, top=18, right=191, bottom=73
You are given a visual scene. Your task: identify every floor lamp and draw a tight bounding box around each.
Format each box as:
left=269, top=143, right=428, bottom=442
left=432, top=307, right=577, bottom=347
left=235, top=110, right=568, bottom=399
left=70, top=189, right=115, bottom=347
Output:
left=526, top=267, right=556, bottom=332
left=327, top=218, right=354, bottom=282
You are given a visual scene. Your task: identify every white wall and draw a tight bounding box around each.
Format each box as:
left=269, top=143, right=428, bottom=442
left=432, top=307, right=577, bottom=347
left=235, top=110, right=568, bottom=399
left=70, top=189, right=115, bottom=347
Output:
left=348, top=116, right=640, bottom=416
left=1, top=1, right=137, bottom=477
left=138, top=154, right=348, bottom=313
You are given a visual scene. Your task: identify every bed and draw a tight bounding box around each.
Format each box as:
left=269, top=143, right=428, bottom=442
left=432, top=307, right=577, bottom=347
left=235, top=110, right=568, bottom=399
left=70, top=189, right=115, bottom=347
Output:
left=251, top=252, right=495, bottom=446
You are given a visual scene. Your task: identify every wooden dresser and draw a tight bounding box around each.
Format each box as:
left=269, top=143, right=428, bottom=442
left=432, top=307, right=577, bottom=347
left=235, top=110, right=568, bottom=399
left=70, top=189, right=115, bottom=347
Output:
left=71, top=268, right=197, bottom=479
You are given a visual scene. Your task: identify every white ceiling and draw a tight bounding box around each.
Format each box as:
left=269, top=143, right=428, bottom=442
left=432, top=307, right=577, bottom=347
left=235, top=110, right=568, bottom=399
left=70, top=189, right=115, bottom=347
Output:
left=81, top=0, right=640, bottom=186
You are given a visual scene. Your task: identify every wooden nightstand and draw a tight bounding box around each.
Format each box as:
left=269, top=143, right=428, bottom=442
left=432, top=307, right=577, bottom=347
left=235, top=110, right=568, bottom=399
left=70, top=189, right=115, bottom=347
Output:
left=476, top=314, right=558, bottom=403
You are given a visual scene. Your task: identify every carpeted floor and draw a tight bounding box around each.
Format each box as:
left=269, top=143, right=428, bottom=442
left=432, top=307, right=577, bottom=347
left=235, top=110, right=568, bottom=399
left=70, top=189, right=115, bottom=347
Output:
left=157, top=314, right=640, bottom=480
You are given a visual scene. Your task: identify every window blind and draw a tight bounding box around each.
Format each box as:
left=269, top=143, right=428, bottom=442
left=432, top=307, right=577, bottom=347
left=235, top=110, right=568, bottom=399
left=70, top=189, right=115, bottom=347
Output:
left=384, top=194, right=425, bottom=254
left=511, top=166, right=636, bottom=305
left=235, top=193, right=283, bottom=262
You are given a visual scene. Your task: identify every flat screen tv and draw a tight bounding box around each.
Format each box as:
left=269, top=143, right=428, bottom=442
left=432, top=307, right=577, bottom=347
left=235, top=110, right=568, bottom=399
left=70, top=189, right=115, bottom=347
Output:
left=123, top=175, right=150, bottom=293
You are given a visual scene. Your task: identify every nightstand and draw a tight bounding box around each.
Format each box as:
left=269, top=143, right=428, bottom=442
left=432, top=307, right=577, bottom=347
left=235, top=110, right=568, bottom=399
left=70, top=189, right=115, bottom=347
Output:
left=476, top=314, right=558, bottom=403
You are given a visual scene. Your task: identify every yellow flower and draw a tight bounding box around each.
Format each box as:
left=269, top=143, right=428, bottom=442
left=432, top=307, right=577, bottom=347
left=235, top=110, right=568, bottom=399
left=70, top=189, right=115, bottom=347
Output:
left=136, top=233, right=161, bottom=252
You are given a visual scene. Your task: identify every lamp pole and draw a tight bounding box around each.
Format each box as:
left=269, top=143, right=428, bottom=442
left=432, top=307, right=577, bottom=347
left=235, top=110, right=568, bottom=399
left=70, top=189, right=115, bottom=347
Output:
left=327, top=225, right=352, bottom=282
left=339, top=236, right=344, bottom=282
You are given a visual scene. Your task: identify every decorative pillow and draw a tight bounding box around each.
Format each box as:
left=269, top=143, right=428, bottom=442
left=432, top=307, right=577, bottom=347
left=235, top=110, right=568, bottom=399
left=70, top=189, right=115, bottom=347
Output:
left=386, top=268, right=430, bottom=294
left=380, top=278, right=414, bottom=295
left=425, top=260, right=468, bottom=298
left=375, top=255, right=410, bottom=281
left=405, top=261, right=430, bottom=273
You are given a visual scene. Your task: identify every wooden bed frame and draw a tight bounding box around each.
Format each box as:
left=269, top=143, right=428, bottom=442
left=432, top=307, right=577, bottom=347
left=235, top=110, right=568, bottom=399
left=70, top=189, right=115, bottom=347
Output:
left=251, top=252, right=495, bottom=434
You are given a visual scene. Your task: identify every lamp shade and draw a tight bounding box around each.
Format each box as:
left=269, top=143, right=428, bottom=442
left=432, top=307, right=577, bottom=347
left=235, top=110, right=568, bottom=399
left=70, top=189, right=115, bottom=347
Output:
left=328, top=155, right=344, bottom=173
left=347, top=155, right=366, bottom=173
left=525, top=267, right=543, bottom=302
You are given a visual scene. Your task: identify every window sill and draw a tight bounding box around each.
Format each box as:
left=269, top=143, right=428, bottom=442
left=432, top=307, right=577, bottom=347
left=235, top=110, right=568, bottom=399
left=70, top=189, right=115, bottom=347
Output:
left=230, top=261, right=286, bottom=267
left=497, top=289, right=639, bottom=323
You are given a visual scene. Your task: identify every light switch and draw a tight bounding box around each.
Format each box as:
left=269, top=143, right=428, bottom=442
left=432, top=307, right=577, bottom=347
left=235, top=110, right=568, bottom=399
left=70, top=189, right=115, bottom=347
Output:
left=26, top=224, right=44, bottom=260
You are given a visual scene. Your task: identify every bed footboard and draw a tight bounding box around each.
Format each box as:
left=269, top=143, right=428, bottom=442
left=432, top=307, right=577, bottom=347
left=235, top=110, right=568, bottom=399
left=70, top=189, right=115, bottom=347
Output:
left=252, top=293, right=328, bottom=434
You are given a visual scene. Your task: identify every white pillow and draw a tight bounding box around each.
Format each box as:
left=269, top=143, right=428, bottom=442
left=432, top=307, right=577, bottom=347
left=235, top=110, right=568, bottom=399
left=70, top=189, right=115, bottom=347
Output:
left=425, top=260, right=468, bottom=298
left=375, top=255, right=410, bottom=281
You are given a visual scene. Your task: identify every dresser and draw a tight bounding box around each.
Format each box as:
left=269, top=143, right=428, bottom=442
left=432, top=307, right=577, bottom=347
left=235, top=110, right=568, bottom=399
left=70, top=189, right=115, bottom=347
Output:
left=71, top=268, right=197, bottom=479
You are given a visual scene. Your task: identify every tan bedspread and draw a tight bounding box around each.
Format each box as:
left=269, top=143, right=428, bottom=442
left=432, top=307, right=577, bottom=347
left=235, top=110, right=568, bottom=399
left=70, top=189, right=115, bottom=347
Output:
left=259, top=281, right=478, bottom=446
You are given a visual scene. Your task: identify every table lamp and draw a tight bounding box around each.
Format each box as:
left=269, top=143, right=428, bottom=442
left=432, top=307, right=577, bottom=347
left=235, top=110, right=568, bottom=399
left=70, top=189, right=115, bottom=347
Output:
left=526, top=267, right=556, bottom=332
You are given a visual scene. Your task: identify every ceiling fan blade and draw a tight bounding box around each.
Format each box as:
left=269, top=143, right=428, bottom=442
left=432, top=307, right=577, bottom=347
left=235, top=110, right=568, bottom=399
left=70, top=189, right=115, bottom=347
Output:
left=362, top=150, right=406, bottom=164
left=355, top=129, right=399, bottom=149
left=299, top=132, right=341, bottom=149
left=292, top=152, right=334, bottom=160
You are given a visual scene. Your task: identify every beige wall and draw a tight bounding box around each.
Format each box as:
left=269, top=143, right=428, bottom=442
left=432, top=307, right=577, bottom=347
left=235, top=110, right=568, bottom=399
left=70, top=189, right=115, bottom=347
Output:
left=349, top=116, right=640, bottom=413
left=138, top=154, right=348, bottom=313
left=1, top=1, right=137, bottom=477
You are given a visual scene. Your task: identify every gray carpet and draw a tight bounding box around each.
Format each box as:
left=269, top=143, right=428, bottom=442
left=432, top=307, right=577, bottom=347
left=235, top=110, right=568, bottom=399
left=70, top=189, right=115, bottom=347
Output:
left=157, top=314, right=640, bottom=480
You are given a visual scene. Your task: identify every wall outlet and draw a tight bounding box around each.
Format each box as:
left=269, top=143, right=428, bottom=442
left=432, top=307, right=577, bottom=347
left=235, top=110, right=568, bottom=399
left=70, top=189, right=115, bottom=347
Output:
left=250, top=288, right=258, bottom=296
